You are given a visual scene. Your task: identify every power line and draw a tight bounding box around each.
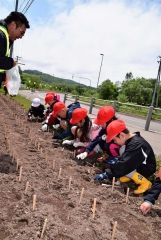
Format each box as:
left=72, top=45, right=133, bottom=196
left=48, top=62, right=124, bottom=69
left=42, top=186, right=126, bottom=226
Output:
left=18, top=0, right=28, bottom=12
left=21, top=0, right=35, bottom=14
left=21, top=0, right=31, bottom=13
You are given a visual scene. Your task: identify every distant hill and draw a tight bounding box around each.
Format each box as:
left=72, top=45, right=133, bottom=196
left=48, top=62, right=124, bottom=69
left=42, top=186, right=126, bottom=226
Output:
left=23, top=69, right=86, bottom=87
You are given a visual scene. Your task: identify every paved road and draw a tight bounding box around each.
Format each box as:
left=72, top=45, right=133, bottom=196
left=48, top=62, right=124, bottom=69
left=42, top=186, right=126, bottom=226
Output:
left=19, top=90, right=161, bottom=155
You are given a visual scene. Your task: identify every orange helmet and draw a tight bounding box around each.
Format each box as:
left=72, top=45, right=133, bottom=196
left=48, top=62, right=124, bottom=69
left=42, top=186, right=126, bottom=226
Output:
left=52, top=102, right=65, bottom=117
left=94, top=106, right=115, bottom=125
left=70, top=108, right=87, bottom=124
left=106, top=120, right=126, bottom=143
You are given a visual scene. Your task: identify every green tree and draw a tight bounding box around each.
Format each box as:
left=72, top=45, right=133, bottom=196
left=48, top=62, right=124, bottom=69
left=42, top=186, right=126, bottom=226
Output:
left=117, top=93, right=128, bottom=103
left=98, top=79, right=118, bottom=100
left=120, top=77, right=155, bottom=105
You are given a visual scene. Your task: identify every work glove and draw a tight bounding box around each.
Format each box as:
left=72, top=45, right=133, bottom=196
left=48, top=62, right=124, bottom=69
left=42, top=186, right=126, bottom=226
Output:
left=107, top=157, right=118, bottom=165
left=28, top=115, right=37, bottom=121
left=94, top=172, right=108, bottom=181
left=76, top=151, right=88, bottom=160
left=73, top=142, right=86, bottom=148
left=62, top=139, right=74, bottom=145
left=92, top=123, right=100, bottom=130
left=41, top=123, right=48, bottom=132
left=43, top=109, right=47, bottom=115
left=53, top=124, right=60, bottom=130
left=27, top=114, right=32, bottom=121
left=102, top=134, right=106, bottom=141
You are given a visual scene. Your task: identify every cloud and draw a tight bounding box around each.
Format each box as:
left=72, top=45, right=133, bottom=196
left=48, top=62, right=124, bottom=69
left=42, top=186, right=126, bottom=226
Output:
left=1, top=0, right=161, bottom=86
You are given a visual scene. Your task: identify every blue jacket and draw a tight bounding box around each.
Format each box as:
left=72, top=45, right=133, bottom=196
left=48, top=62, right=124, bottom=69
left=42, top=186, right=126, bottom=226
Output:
left=86, top=128, right=106, bottom=152
left=53, top=101, right=81, bottom=140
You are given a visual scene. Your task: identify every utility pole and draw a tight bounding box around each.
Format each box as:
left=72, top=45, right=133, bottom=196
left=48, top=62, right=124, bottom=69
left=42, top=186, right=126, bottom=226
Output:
left=10, top=0, right=19, bottom=57
left=97, top=53, right=104, bottom=88
left=15, top=56, right=25, bottom=65
left=155, top=58, right=161, bottom=107
left=145, top=57, right=161, bottom=131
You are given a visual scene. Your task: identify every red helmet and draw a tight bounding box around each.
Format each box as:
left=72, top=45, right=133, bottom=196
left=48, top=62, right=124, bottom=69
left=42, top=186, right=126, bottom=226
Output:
left=45, top=94, right=55, bottom=104
left=106, top=120, right=126, bottom=143
left=52, top=102, right=65, bottom=117
left=70, top=108, right=87, bottom=124
left=45, top=92, right=60, bottom=103
left=94, top=106, right=115, bottom=125
left=159, top=168, right=161, bottom=180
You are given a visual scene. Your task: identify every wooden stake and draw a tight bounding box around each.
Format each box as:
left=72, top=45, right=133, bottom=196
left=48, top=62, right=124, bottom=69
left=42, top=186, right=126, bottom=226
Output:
left=40, top=218, right=48, bottom=239
left=25, top=181, right=29, bottom=194
left=29, top=129, right=31, bottom=138
left=111, top=177, right=115, bottom=192
left=16, top=158, right=19, bottom=171
left=38, top=143, right=40, bottom=151
left=12, top=152, right=15, bottom=162
left=33, top=194, right=37, bottom=210
left=73, top=150, right=76, bottom=158
left=111, top=221, right=117, bottom=240
left=18, top=166, right=23, bottom=182
left=68, top=176, right=72, bottom=190
left=91, top=198, right=97, bottom=219
left=52, top=159, right=55, bottom=170
left=79, top=187, right=84, bottom=204
left=58, top=167, right=62, bottom=179
left=125, top=187, right=130, bottom=204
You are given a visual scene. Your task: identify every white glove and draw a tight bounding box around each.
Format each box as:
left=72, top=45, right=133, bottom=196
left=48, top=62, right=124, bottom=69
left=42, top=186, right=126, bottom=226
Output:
left=43, top=109, right=47, bottom=115
left=92, top=123, right=100, bottom=130
left=77, top=151, right=88, bottom=160
left=41, top=124, right=48, bottom=132
left=73, top=142, right=86, bottom=148
left=30, top=115, right=36, bottom=120
left=53, top=124, right=60, bottom=130
left=62, top=140, right=74, bottom=145
left=102, top=134, right=106, bottom=140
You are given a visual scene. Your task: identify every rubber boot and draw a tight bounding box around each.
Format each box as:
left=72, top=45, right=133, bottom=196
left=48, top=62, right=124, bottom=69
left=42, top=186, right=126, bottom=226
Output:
left=119, top=176, right=131, bottom=183
left=131, top=172, right=152, bottom=194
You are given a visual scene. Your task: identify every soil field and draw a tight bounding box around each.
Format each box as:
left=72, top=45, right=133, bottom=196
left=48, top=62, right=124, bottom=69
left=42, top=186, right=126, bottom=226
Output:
left=0, top=94, right=161, bottom=240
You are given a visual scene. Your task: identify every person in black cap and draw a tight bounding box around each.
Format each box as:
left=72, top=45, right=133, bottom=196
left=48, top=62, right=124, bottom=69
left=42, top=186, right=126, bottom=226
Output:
left=0, top=11, right=30, bottom=87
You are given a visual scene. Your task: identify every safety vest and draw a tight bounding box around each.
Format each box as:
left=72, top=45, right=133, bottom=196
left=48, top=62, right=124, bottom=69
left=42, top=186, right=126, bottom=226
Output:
left=0, top=25, right=10, bottom=73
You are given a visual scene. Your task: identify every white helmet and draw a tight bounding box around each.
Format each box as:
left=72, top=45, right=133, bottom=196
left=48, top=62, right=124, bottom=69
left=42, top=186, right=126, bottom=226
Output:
left=32, top=98, right=41, bottom=107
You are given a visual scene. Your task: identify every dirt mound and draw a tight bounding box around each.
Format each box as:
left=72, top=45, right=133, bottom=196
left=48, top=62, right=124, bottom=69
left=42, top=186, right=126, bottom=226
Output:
left=0, top=94, right=161, bottom=240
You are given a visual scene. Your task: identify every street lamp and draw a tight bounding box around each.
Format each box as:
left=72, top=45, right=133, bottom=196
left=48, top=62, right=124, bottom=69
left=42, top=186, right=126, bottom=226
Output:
left=97, top=53, right=104, bottom=88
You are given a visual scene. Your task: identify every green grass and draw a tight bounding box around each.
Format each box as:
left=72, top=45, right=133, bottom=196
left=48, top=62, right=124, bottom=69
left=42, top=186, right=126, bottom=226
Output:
left=14, top=95, right=31, bottom=110
left=0, top=89, right=31, bottom=110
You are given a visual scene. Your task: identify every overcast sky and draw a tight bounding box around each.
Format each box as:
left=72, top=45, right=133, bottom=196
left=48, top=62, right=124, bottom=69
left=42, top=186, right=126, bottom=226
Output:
left=0, top=0, right=161, bottom=87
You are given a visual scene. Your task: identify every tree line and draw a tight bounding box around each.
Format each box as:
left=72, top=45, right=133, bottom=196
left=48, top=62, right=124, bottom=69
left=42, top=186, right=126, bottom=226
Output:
left=20, top=70, right=161, bottom=108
